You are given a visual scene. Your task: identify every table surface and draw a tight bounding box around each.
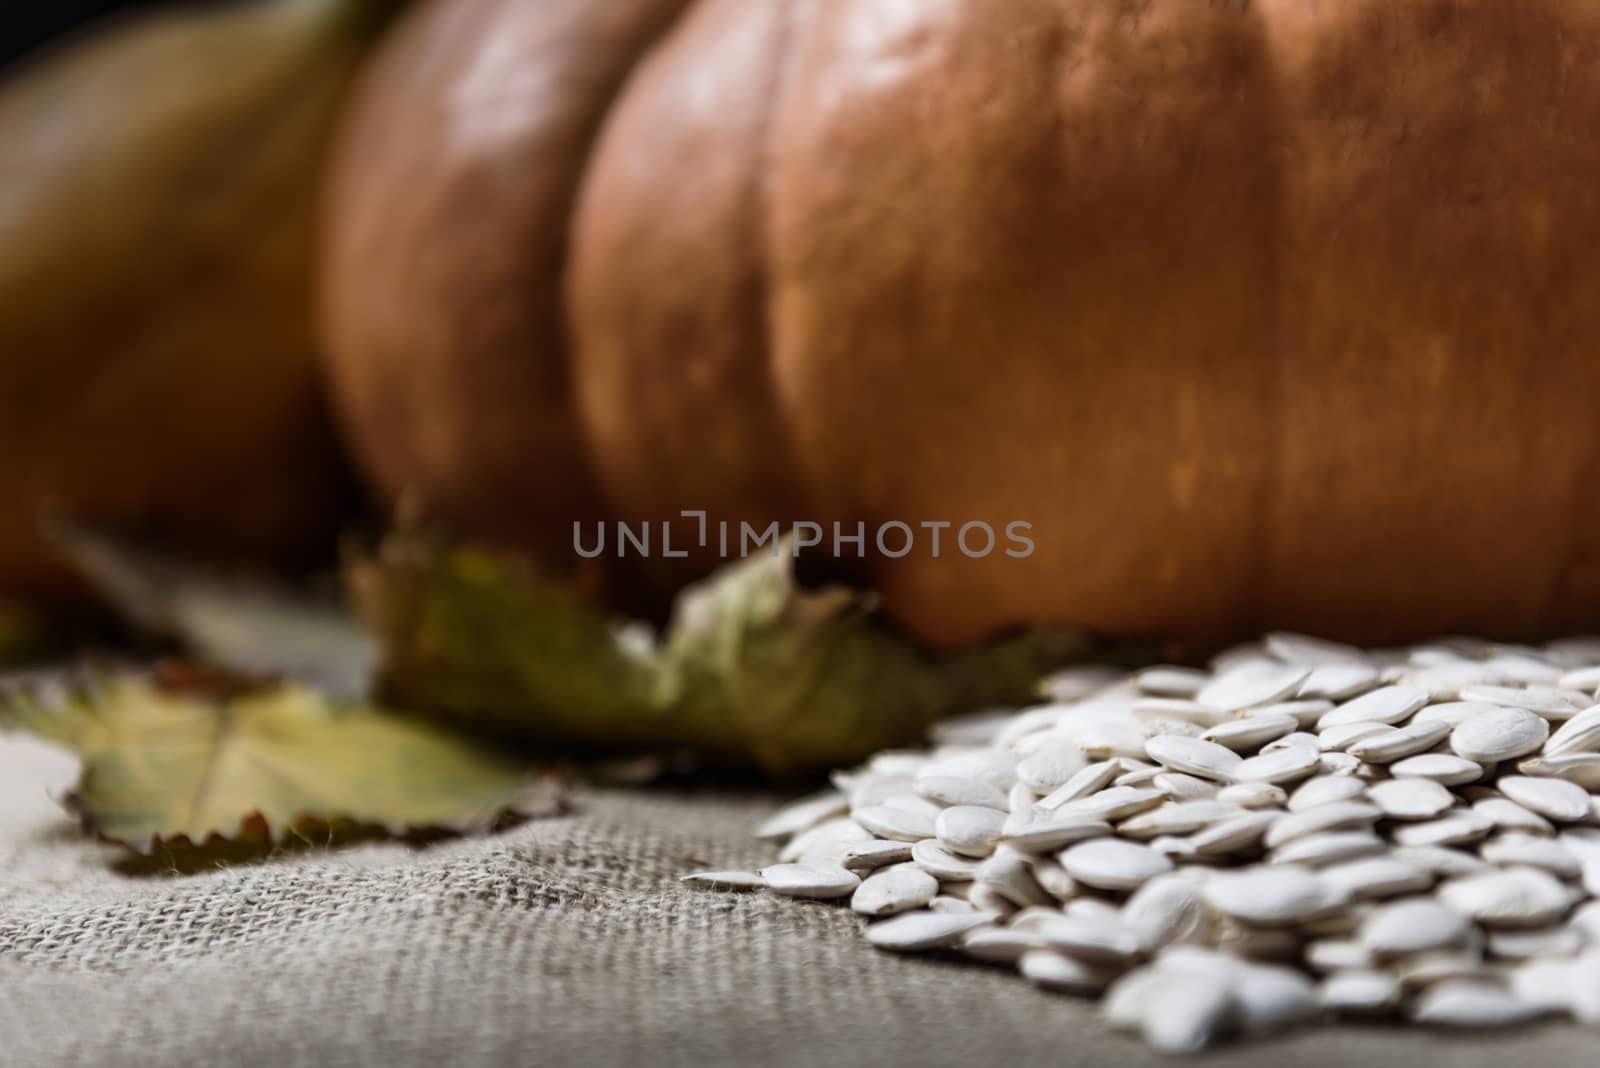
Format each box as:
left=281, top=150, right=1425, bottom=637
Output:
left=2, top=734, right=1594, bottom=1068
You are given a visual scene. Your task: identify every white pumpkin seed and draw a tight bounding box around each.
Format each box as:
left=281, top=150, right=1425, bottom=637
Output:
left=1460, top=684, right=1590, bottom=718
left=1065, top=721, right=1150, bottom=761
left=1347, top=719, right=1451, bottom=763
left=1498, top=775, right=1591, bottom=822
left=1198, top=662, right=1311, bottom=714
left=1031, top=858, right=1078, bottom=901
left=1390, top=812, right=1495, bottom=848
left=1060, top=838, right=1175, bottom=892
left=1392, top=948, right=1490, bottom=988
left=1451, top=706, right=1551, bottom=763
left=841, top=840, right=915, bottom=871
left=1390, top=845, right=1490, bottom=878
left=680, top=870, right=766, bottom=891
left=1569, top=951, right=1600, bottom=1025
left=1316, top=686, right=1430, bottom=730
left=1216, top=782, right=1288, bottom=809
left=1519, top=753, right=1600, bottom=790
left=865, top=911, right=991, bottom=951
left=927, top=895, right=978, bottom=914
left=1322, top=857, right=1432, bottom=900
left=854, top=804, right=936, bottom=843
left=917, top=749, right=1018, bottom=790
left=1263, top=731, right=1322, bottom=756
left=1233, top=963, right=1317, bottom=1034
left=1485, top=654, right=1564, bottom=686
left=1390, top=753, right=1488, bottom=786
left=1053, top=785, right=1167, bottom=823
left=910, top=839, right=983, bottom=881
left=1144, top=734, right=1243, bottom=782
left=1471, top=797, right=1554, bottom=836
left=1412, top=700, right=1501, bottom=727
left=1035, top=760, right=1119, bottom=810
left=1410, top=981, right=1550, bottom=1028
left=1123, top=874, right=1212, bottom=951
left=759, top=864, right=860, bottom=899
left=1255, top=699, right=1338, bottom=728
left=968, top=882, right=1018, bottom=917
left=1117, top=800, right=1241, bottom=839
left=851, top=864, right=939, bottom=916
left=1019, top=949, right=1117, bottom=994
left=1190, top=811, right=1281, bottom=857
left=1486, top=925, right=1585, bottom=960
left=1402, top=662, right=1513, bottom=700
left=1151, top=771, right=1219, bottom=802
left=1543, top=704, right=1600, bottom=755
left=1557, top=666, right=1600, bottom=692
left=1317, top=752, right=1362, bottom=776
left=1288, top=775, right=1369, bottom=812
left=1000, top=814, right=1114, bottom=853
left=1102, top=967, right=1167, bottom=1029
left=1132, top=697, right=1230, bottom=727
left=1367, top=778, right=1456, bottom=821
left=1305, top=940, right=1373, bottom=972
left=1509, top=956, right=1579, bottom=1010
left=1016, top=741, right=1090, bottom=792
left=959, top=925, right=1045, bottom=963
left=1319, top=970, right=1402, bottom=1013
left=1202, top=867, right=1341, bottom=926
left=1231, top=745, right=1321, bottom=785
left=1263, top=801, right=1382, bottom=849
left=914, top=774, right=1009, bottom=810
left=1361, top=899, right=1471, bottom=956
left=1136, top=666, right=1210, bottom=697
left=1139, top=974, right=1240, bottom=1054
left=778, top=817, right=873, bottom=864
left=1205, top=714, right=1298, bottom=751
left=1031, top=913, right=1144, bottom=963
left=1438, top=868, right=1573, bottom=928
left=1299, top=662, right=1379, bottom=701
left=1269, top=831, right=1386, bottom=868
left=974, top=847, right=1052, bottom=908
left=934, top=805, right=1007, bottom=857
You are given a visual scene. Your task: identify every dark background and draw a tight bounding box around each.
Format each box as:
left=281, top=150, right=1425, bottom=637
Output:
left=0, top=2, right=188, bottom=71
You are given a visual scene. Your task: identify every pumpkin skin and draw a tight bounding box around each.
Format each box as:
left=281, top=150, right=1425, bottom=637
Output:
left=324, top=0, right=1600, bottom=650
left=0, top=0, right=389, bottom=606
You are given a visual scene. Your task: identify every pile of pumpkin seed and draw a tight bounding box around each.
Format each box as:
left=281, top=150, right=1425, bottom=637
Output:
left=684, top=633, right=1600, bottom=1053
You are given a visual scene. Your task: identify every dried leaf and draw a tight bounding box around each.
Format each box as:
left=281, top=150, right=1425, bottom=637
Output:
left=0, top=674, right=559, bottom=869
left=48, top=519, right=375, bottom=698
left=350, top=530, right=1096, bottom=775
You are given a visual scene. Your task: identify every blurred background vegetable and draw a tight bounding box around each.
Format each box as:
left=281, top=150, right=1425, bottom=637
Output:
left=0, top=0, right=402, bottom=624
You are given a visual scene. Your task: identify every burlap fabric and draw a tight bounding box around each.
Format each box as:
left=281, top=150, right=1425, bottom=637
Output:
left=1, top=735, right=1593, bottom=1067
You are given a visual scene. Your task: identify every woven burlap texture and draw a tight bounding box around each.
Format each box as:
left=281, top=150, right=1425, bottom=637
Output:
left=0, top=735, right=1591, bottom=1067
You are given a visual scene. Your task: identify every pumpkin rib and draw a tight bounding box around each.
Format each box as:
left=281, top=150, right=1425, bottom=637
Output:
left=568, top=0, right=814, bottom=600
left=320, top=0, right=697, bottom=585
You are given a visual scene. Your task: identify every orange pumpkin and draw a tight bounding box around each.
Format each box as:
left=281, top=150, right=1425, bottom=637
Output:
left=322, top=0, right=1600, bottom=650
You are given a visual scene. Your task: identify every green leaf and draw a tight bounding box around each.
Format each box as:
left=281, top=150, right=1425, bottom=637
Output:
left=0, top=674, right=560, bottom=870
left=344, top=531, right=661, bottom=747
left=349, top=530, right=1097, bottom=776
